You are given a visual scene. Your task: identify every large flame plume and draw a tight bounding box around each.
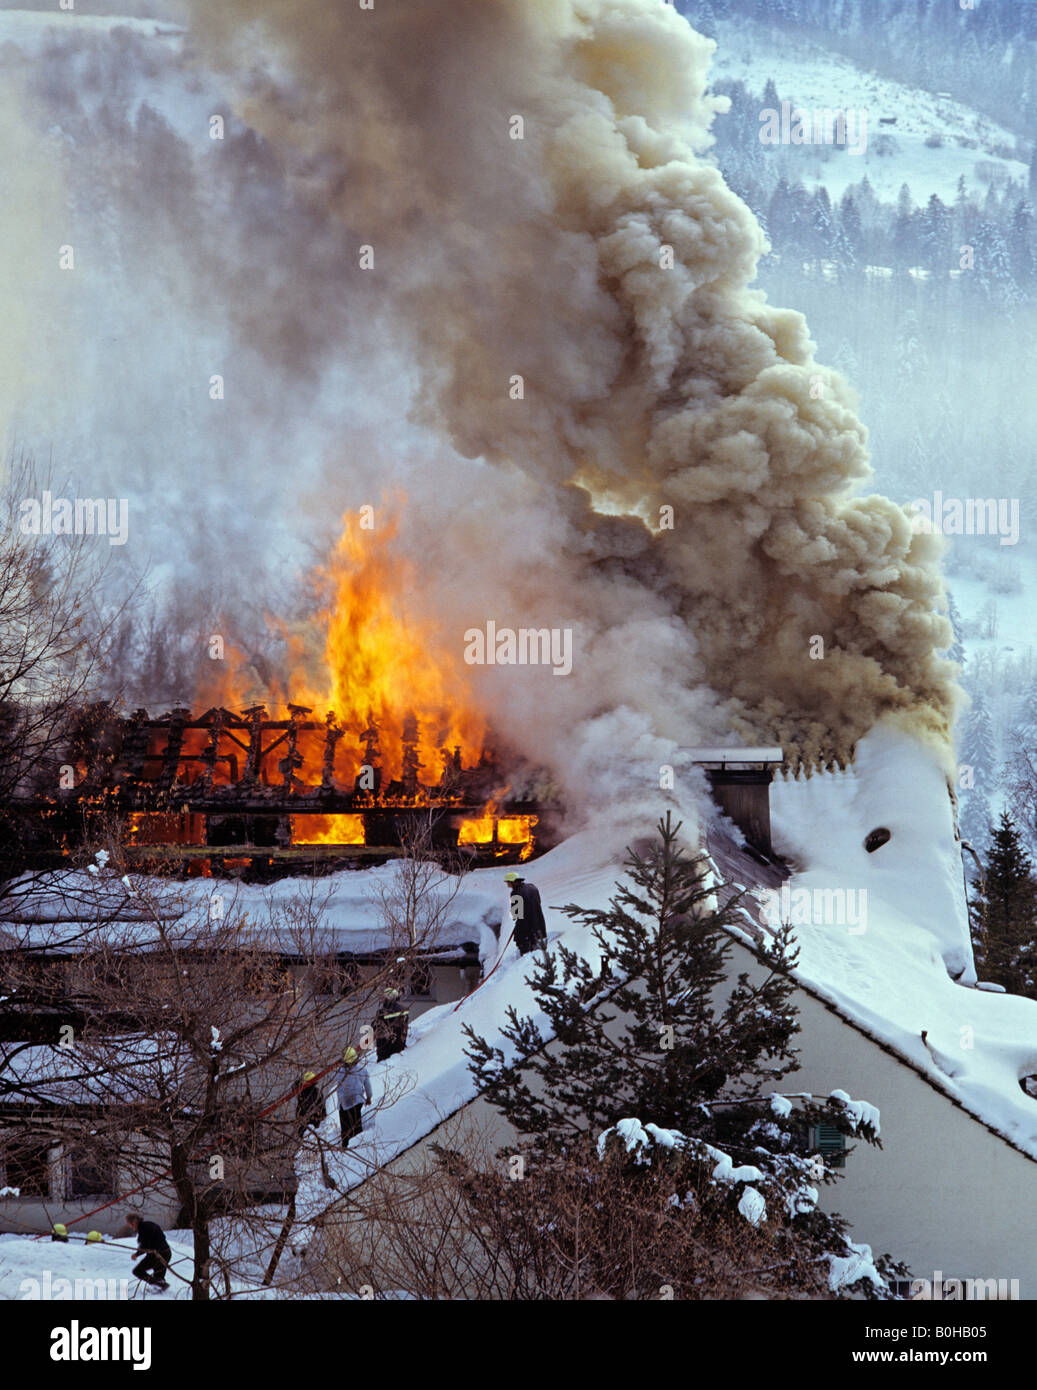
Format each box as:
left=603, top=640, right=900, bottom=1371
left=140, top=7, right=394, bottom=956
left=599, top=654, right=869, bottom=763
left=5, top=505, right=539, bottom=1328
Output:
left=196, top=512, right=489, bottom=786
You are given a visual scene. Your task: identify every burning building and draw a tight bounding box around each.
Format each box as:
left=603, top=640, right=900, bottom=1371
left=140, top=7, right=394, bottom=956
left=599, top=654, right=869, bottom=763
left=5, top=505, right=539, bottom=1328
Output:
left=1, top=513, right=554, bottom=878
left=4, top=697, right=549, bottom=878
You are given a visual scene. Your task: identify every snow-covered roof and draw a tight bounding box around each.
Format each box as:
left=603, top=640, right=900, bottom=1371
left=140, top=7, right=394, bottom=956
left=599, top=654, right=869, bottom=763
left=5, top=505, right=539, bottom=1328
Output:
left=0, top=864, right=500, bottom=957
left=4, top=724, right=1035, bottom=1211
left=284, top=722, right=1037, bottom=1215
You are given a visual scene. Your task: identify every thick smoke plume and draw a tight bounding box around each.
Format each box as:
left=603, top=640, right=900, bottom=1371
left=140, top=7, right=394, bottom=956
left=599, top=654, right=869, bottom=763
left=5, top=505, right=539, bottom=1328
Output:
left=176, top=0, right=957, bottom=781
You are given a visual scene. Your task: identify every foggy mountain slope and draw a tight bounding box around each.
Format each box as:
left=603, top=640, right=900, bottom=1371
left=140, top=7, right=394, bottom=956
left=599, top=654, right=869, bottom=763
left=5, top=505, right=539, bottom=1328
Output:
left=4, top=4, right=1037, bottom=1310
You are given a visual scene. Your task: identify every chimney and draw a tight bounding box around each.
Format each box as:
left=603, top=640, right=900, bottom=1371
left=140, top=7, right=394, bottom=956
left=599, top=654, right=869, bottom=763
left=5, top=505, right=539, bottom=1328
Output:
left=685, top=747, right=784, bottom=858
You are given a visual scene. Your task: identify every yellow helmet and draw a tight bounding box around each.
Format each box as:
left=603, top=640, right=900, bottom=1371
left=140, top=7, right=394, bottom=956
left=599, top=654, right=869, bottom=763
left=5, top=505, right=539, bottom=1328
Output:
left=52, top=1223, right=68, bottom=1238
left=85, top=1230, right=103, bottom=1244
left=303, top=1071, right=317, bottom=1082
left=343, top=1046, right=358, bottom=1065
left=505, top=871, right=520, bottom=882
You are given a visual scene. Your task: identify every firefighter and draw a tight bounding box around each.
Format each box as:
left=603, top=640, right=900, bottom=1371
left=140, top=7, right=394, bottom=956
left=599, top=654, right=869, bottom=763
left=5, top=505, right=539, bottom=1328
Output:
left=505, top=871, right=548, bottom=955
left=336, top=1046, right=373, bottom=1149
left=296, top=1070, right=325, bottom=1136
left=125, top=1212, right=172, bottom=1292
left=374, top=987, right=409, bottom=1061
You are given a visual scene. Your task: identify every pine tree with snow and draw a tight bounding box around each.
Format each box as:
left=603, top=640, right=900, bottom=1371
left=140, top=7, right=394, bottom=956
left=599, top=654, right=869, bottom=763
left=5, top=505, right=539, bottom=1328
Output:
left=809, top=186, right=835, bottom=264
left=1008, top=199, right=1035, bottom=290
left=893, top=184, right=918, bottom=270
left=960, top=790, right=993, bottom=856
left=1017, top=679, right=1037, bottom=742
left=972, top=219, right=1017, bottom=306
left=944, top=592, right=966, bottom=669
left=920, top=194, right=952, bottom=272
left=961, top=691, right=998, bottom=795
left=464, top=814, right=902, bottom=1298
left=971, top=811, right=1037, bottom=999
left=838, top=192, right=863, bottom=268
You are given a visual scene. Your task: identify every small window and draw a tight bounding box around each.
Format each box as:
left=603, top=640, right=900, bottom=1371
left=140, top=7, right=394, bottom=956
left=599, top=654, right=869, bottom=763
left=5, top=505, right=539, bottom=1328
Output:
left=409, top=961, right=432, bottom=997
left=313, top=958, right=358, bottom=996
left=243, top=958, right=292, bottom=997
left=809, top=1123, right=847, bottom=1170
left=3, top=1138, right=52, bottom=1197
left=67, top=1149, right=117, bottom=1199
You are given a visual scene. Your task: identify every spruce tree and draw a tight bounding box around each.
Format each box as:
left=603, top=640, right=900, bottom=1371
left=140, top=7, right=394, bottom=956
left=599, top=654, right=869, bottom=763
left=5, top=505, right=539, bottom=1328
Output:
left=1017, top=680, right=1037, bottom=742
left=921, top=193, right=952, bottom=271
left=893, top=184, right=918, bottom=269
left=972, top=811, right=1037, bottom=998
left=464, top=815, right=901, bottom=1297
left=961, top=691, right=998, bottom=795
left=810, top=186, right=834, bottom=264
left=973, top=220, right=1016, bottom=306
left=839, top=191, right=863, bottom=262
left=944, top=592, right=966, bottom=669
left=960, top=790, right=993, bottom=856
left=1009, top=199, right=1035, bottom=289
left=954, top=173, right=972, bottom=246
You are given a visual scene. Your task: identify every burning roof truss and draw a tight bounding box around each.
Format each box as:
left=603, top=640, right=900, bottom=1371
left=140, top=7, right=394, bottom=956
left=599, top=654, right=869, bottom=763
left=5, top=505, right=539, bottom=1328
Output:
left=6, top=705, right=547, bottom=874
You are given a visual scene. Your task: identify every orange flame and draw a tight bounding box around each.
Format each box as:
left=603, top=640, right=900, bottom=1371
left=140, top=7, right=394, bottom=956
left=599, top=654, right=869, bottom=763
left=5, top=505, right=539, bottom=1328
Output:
left=136, top=508, right=538, bottom=859
left=292, top=813, right=366, bottom=846
left=457, top=816, right=495, bottom=846
left=457, top=810, right=538, bottom=857
left=196, top=509, right=488, bottom=790
left=311, top=512, right=486, bottom=779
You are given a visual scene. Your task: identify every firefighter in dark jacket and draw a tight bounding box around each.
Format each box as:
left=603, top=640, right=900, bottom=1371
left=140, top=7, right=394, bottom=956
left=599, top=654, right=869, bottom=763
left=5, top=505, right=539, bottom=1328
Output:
left=506, top=872, right=548, bottom=955
left=374, top=988, right=409, bottom=1061
left=296, top=1070, right=325, bottom=1136
left=124, top=1212, right=171, bottom=1291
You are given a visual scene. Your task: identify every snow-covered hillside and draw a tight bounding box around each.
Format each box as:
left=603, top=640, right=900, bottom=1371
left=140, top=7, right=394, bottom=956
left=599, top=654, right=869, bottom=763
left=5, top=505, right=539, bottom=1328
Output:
left=710, top=17, right=1027, bottom=204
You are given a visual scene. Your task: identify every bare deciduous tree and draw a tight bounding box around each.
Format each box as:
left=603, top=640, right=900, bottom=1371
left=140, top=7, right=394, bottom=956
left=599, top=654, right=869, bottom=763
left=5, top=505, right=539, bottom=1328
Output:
left=0, top=848, right=439, bottom=1298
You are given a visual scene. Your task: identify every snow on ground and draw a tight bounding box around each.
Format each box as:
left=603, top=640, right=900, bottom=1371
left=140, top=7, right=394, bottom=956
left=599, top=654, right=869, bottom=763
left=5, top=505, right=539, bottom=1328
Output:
left=3, top=855, right=506, bottom=952
left=0, top=1230, right=197, bottom=1301
left=948, top=558, right=1037, bottom=667
left=710, top=18, right=1027, bottom=205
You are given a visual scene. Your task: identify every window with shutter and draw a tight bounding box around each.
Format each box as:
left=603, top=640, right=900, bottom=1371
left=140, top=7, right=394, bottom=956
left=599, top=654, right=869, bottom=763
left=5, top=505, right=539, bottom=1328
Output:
left=810, top=1123, right=847, bottom=1169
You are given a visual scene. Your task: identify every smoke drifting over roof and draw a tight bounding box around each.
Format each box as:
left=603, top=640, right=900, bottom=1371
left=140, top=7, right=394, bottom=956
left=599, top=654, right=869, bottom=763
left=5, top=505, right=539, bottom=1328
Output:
left=176, top=0, right=957, bottom=777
